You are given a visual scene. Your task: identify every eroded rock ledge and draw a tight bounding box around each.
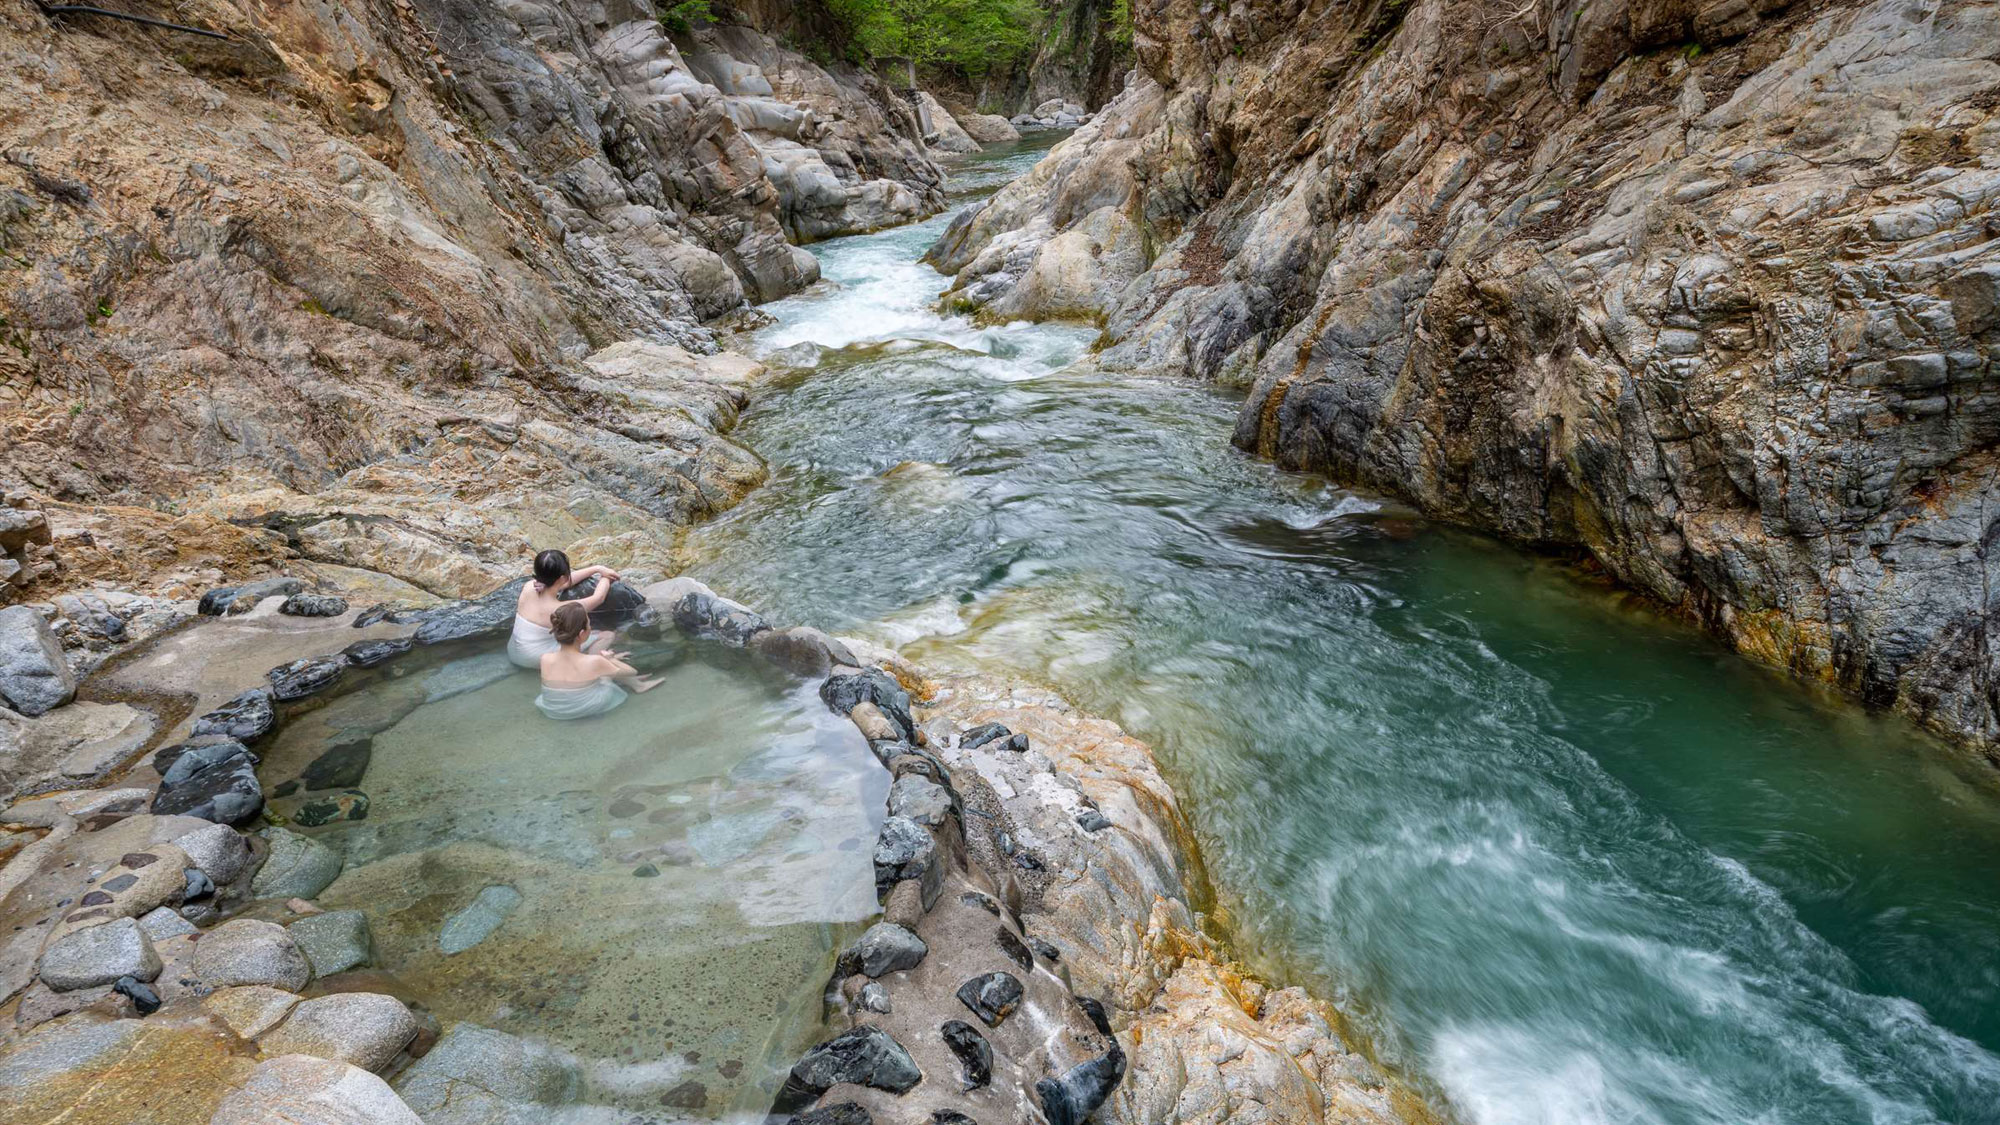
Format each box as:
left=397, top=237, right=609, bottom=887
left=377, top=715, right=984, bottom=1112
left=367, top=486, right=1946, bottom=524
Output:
left=1, top=575, right=1415, bottom=1124
left=929, top=0, right=2000, bottom=757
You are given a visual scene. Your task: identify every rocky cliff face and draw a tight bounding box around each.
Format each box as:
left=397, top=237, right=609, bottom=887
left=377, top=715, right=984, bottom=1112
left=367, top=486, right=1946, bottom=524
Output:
left=931, top=0, right=2000, bottom=755
left=0, top=0, right=941, bottom=598
left=971, top=0, right=1134, bottom=115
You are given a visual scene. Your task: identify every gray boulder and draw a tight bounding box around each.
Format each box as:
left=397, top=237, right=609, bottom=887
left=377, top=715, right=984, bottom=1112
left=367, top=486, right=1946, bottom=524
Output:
left=252, top=828, right=344, bottom=899
left=173, top=822, right=251, bottom=884
left=887, top=775, right=953, bottom=827
left=268, top=656, right=345, bottom=702
left=38, top=918, right=160, bottom=991
left=394, top=1024, right=584, bottom=1119
left=197, top=576, right=302, bottom=616
left=211, top=1053, right=423, bottom=1125
left=341, top=637, right=412, bottom=668
left=150, top=740, right=263, bottom=825
left=280, top=594, right=350, bottom=617
left=288, top=910, right=372, bottom=976
left=191, top=688, right=277, bottom=743
left=192, top=918, right=312, bottom=990
left=776, top=1026, right=921, bottom=1111
left=819, top=668, right=914, bottom=740
left=0, top=605, right=76, bottom=716
left=671, top=590, right=769, bottom=646
left=840, top=922, right=928, bottom=978
left=873, top=816, right=941, bottom=906
left=259, top=992, right=419, bottom=1072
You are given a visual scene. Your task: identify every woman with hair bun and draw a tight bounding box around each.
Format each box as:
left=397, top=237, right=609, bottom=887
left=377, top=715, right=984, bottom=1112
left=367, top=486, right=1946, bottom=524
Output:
left=509, top=547, right=621, bottom=668
left=534, top=603, right=661, bottom=720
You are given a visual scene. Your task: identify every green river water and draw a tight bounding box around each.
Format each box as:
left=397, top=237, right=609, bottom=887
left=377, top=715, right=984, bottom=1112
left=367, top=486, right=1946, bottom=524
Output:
left=681, top=140, right=2000, bottom=1125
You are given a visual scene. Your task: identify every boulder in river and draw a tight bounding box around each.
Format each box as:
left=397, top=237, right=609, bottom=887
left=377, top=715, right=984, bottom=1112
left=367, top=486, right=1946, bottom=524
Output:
left=151, top=740, right=263, bottom=825
left=267, top=656, right=346, bottom=702
left=191, top=688, right=277, bottom=743
left=341, top=637, right=412, bottom=668
left=556, top=576, right=659, bottom=634
left=0, top=605, right=77, bottom=716
left=288, top=910, right=373, bottom=976
left=252, top=828, right=344, bottom=899
left=671, top=590, right=770, bottom=646
left=259, top=992, right=419, bottom=1072
left=173, top=822, right=250, bottom=884
left=412, top=580, right=527, bottom=646
left=394, top=1023, right=584, bottom=1114
left=192, top=918, right=312, bottom=991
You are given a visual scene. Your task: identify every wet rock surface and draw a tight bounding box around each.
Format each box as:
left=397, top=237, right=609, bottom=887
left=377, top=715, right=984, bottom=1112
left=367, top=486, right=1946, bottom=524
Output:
left=191, top=688, right=277, bottom=743
left=150, top=741, right=263, bottom=825
left=268, top=657, right=346, bottom=702
left=192, top=918, right=313, bottom=991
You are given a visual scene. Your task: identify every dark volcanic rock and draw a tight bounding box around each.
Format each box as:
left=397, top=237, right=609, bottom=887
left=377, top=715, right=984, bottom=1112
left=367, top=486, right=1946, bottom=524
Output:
left=112, top=974, right=161, bottom=1015
left=191, top=688, right=277, bottom=743
left=959, top=722, right=1010, bottom=750
left=279, top=593, right=349, bottom=617
left=940, top=1019, right=992, bottom=1090
left=341, top=637, right=412, bottom=668
left=671, top=590, right=769, bottom=646
left=285, top=789, right=368, bottom=827
left=955, top=972, right=1024, bottom=1027
left=267, top=657, right=345, bottom=702
left=776, top=1026, right=921, bottom=1112
left=558, top=577, right=660, bottom=634
left=839, top=922, right=927, bottom=978
left=352, top=603, right=426, bottom=629
left=300, top=739, right=371, bottom=790
left=413, top=579, right=528, bottom=646
left=872, top=816, right=940, bottom=903
left=820, top=668, right=914, bottom=741
left=151, top=740, right=262, bottom=825
left=1077, top=810, right=1112, bottom=833
left=996, top=925, right=1033, bottom=970
left=1036, top=1044, right=1126, bottom=1125
left=791, top=1105, right=872, bottom=1125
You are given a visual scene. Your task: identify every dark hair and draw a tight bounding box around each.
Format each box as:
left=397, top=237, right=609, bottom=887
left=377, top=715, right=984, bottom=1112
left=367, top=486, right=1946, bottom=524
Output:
left=550, top=603, right=590, bottom=646
left=533, top=549, right=571, bottom=589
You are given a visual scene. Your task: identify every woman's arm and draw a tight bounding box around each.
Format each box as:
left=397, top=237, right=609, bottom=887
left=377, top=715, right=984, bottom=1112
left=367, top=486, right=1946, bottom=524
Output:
left=582, top=579, right=613, bottom=610
left=592, top=653, right=636, bottom=677
left=574, top=564, right=622, bottom=582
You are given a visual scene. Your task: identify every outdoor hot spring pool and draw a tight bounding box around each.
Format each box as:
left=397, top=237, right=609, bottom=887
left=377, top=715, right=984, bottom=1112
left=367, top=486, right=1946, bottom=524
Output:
left=253, top=637, right=884, bottom=1119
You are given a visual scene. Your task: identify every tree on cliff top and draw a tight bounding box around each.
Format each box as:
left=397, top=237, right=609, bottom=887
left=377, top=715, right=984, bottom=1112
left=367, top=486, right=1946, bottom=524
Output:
left=827, top=0, right=1043, bottom=77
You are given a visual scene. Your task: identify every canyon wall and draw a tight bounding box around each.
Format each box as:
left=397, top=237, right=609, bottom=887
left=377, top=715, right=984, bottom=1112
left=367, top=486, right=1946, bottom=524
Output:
left=931, top=0, right=2000, bottom=754
left=0, top=0, right=940, bottom=597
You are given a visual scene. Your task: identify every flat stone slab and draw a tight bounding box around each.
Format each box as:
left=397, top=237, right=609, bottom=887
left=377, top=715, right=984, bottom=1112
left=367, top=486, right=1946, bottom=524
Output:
left=438, top=885, right=522, bottom=955
left=288, top=910, right=372, bottom=976
left=252, top=828, right=343, bottom=899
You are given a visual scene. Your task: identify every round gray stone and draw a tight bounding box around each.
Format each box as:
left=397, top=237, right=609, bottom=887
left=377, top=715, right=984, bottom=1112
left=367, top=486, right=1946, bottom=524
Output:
left=193, top=918, right=312, bottom=991
left=251, top=828, right=343, bottom=899
left=39, top=918, right=160, bottom=991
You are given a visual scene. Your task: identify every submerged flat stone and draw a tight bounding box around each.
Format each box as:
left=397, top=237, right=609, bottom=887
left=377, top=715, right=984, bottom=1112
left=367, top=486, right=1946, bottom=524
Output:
left=438, top=885, right=522, bottom=955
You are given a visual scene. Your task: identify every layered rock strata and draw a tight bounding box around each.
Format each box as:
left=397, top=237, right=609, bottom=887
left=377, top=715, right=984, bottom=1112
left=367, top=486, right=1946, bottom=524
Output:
left=0, top=0, right=944, bottom=599
left=929, top=0, right=2000, bottom=755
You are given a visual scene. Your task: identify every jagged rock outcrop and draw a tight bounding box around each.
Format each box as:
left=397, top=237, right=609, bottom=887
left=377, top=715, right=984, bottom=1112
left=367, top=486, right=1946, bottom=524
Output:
left=0, top=0, right=942, bottom=600
left=930, top=0, right=2000, bottom=755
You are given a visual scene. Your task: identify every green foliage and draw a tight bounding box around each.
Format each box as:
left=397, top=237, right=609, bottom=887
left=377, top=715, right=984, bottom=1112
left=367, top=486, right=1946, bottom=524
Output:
left=1108, top=0, right=1134, bottom=46
left=827, top=0, right=1043, bottom=77
left=660, top=0, right=712, bottom=34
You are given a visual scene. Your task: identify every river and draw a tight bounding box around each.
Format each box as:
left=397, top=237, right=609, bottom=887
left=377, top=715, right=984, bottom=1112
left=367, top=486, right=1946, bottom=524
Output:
left=688, top=139, right=2000, bottom=1125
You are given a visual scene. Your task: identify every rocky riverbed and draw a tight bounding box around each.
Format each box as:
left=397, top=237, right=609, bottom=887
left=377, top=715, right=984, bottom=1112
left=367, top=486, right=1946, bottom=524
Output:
left=928, top=0, right=2000, bottom=757
left=0, top=568, right=1412, bottom=1125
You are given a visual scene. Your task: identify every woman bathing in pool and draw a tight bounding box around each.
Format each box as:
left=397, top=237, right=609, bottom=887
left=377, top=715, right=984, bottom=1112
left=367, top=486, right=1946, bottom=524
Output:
left=508, top=548, right=618, bottom=668
left=534, top=603, right=662, bottom=720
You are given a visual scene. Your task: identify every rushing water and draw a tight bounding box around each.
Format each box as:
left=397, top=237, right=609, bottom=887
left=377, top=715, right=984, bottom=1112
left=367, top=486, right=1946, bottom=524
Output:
left=687, top=139, right=2000, bottom=1125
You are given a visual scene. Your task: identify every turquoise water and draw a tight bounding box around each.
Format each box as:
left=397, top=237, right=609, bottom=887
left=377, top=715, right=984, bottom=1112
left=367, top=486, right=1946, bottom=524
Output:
left=688, top=141, right=2000, bottom=1124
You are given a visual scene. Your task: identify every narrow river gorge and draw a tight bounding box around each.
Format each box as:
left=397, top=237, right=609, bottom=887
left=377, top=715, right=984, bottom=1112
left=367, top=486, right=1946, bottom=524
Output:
left=689, top=141, right=2000, bottom=1125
